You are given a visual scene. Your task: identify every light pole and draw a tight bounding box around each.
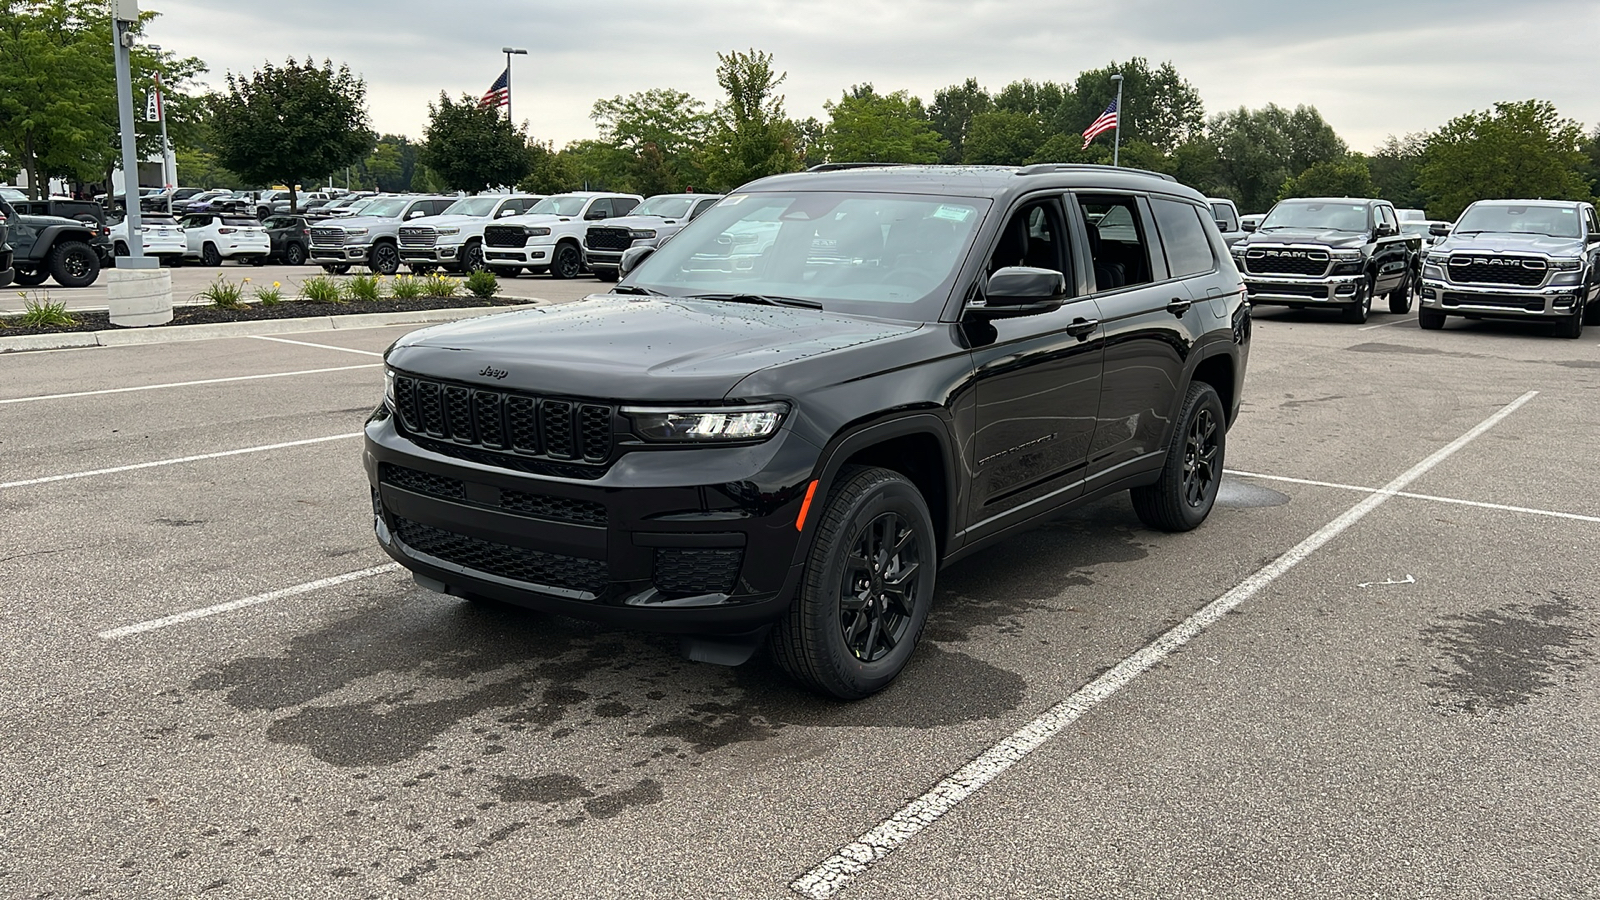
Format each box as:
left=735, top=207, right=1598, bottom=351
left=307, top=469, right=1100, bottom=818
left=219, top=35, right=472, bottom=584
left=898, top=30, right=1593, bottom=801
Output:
left=108, top=0, right=173, bottom=327
left=1109, top=73, right=1124, bottom=168
left=147, top=43, right=175, bottom=190
left=501, top=47, right=527, bottom=124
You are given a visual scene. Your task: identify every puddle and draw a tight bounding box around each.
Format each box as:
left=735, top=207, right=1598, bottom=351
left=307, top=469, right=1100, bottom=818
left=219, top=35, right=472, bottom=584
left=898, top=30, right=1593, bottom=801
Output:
left=1422, top=594, right=1594, bottom=714
left=1216, top=477, right=1290, bottom=509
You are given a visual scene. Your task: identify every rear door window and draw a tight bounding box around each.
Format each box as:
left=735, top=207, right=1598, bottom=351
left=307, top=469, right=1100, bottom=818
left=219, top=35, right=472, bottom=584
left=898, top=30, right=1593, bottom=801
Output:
left=691, top=198, right=718, bottom=219
left=613, top=197, right=639, bottom=216
left=1076, top=194, right=1156, bottom=291
left=1151, top=198, right=1217, bottom=278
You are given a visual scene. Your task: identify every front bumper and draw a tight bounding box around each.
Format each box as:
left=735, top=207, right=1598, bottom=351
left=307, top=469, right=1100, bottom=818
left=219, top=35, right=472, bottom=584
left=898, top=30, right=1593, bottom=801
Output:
left=1241, top=272, right=1364, bottom=306
left=311, top=243, right=371, bottom=262
left=363, top=410, right=816, bottom=633
left=483, top=241, right=554, bottom=268
left=399, top=243, right=463, bottom=264
left=1419, top=278, right=1586, bottom=318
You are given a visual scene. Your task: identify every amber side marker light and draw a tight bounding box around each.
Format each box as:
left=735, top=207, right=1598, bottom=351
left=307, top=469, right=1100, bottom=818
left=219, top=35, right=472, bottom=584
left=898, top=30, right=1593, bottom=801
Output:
left=795, top=480, right=820, bottom=532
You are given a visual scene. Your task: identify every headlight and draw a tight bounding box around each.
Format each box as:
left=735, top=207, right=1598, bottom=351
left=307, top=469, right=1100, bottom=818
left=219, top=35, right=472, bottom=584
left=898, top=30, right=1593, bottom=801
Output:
left=383, top=368, right=396, bottom=408
left=345, top=227, right=368, bottom=235
left=435, top=227, right=460, bottom=236
left=528, top=226, right=552, bottom=237
left=629, top=229, right=657, bottom=240
left=623, top=403, right=789, bottom=442
left=1548, top=258, right=1581, bottom=271
left=1426, top=251, right=1449, bottom=263
left=1330, top=249, right=1363, bottom=260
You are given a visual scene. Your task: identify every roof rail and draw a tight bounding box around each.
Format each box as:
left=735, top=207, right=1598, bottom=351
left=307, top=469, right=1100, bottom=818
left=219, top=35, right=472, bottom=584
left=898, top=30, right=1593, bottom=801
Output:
left=1017, top=163, right=1177, bottom=183
left=806, top=162, right=913, bottom=172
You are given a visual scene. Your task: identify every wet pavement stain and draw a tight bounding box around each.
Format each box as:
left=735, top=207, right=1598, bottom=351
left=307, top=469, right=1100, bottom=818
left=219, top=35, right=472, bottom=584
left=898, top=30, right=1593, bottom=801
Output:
left=1422, top=593, right=1595, bottom=714
left=1215, top=477, right=1291, bottom=509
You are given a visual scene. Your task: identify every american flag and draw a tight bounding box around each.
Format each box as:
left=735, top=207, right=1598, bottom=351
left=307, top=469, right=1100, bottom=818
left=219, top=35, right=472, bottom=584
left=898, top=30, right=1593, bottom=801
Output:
left=1081, top=98, right=1119, bottom=149
left=480, top=68, right=510, bottom=109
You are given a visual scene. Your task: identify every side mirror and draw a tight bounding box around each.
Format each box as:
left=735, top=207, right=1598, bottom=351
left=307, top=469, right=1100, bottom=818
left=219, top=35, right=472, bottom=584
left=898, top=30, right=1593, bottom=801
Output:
left=1587, top=232, right=1600, bottom=244
left=1375, top=223, right=1396, bottom=237
left=1240, top=220, right=1257, bottom=232
left=972, top=267, right=1067, bottom=319
left=586, top=208, right=609, bottom=220
left=1214, top=218, right=1230, bottom=232
left=1429, top=223, right=1451, bottom=238
left=619, top=245, right=655, bottom=277
left=498, top=209, right=516, bottom=218
left=407, top=209, right=425, bottom=219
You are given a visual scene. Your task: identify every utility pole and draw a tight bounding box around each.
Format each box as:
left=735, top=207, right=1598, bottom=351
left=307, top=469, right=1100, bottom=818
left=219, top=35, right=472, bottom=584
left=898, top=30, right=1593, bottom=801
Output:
left=108, top=0, right=173, bottom=327
left=147, top=44, right=175, bottom=190
left=1110, top=73, right=1124, bottom=168
left=501, top=47, right=527, bottom=124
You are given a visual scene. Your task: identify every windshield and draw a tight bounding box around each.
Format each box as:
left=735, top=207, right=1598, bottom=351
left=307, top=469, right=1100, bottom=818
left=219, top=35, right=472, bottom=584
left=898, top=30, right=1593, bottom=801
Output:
left=442, top=196, right=501, bottom=217
left=627, top=191, right=987, bottom=316
left=526, top=195, right=589, bottom=217
left=357, top=197, right=411, bottom=219
left=1454, top=204, right=1581, bottom=238
left=632, top=196, right=695, bottom=219
left=1399, top=222, right=1432, bottom=236
left=1259, top=201, right=1370, bottom=232
left=343, top=199, right=374, bottom=216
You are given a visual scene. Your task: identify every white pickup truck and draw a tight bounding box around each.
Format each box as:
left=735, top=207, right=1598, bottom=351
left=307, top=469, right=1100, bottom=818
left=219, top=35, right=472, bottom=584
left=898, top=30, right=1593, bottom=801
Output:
left=480, top=192, right=643, bottom=278
left=397, top=194, right=545, bottom=275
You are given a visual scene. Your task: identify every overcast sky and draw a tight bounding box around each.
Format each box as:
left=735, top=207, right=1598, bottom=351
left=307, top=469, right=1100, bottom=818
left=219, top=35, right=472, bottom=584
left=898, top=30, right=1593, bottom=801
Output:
left=145, top=0, right=1600, bottom=153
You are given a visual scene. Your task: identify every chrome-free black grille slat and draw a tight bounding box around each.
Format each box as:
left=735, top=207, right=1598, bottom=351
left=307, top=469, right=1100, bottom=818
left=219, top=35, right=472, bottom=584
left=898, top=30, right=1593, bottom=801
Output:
left=474, top=391, right=506, bottom=450
left=580, top=405, right=612, bottom=462
left=506, top=396, right=539, bottom=454
left=388, top=372, right=614, bottom=466
left=394, top=517, right=607, bottom=593
left=444, top=386, right=474, bottom=442
left=542, top=400, right=576, bottom=459
left=417, top=381, right=445, bottom=436
left=483, top=226, right=528, bottom=249
left=586, top=228, right=633, bottom=252
left=653, top=548, right=743, bottom=595
left=379, top=463, right=465, bottom=500
left=501, top=491, right=606, bottom=525
left=394, top=376, right=419, bottom=432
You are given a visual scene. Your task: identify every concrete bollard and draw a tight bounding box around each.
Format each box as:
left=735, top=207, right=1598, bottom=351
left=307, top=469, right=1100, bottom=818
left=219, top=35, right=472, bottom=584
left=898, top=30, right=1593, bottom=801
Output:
left=107, top=261, right=174, bottom=327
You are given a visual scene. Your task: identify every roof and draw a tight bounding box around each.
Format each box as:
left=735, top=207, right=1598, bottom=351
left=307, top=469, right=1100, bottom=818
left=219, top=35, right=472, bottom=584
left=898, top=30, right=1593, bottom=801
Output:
left=1467, top=198, right=1590, bottom=208
left=740, top=163, right=1206, bottom=204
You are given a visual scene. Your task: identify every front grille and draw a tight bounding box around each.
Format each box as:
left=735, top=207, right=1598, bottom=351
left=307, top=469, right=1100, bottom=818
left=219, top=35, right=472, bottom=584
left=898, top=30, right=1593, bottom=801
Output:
left=653, top=548, right=743, bottom=595
left=484, top=226, right=528, bottom=249
left=1245, top=249, right=1330, bottom=277
left=391, top=373, right=616, bottom=465
left=1441, top=293, right=1543, bottom=312
left=1249, top=283, right=1326, bottom=298
left=379, top=463, right=606, bottom=525
left=398, top=227, right=438, bottom=248
left=310, top=228, right=347, bottom=247
left=586, top=227, right=633, bottom=252
left=394, top=517, right=607, bottom=594
left=1448, top=256, right=1546, bottom=287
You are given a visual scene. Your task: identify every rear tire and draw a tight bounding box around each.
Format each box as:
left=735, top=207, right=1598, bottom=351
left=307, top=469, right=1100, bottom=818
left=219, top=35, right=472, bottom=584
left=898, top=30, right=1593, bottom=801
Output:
left=770, top=466, right=937, bottom=700
left=1130, top=382, right=1225, bottom=532
left=48, top=240, right=101, bottom=287
left=1388, top=271, right=1415, bottom=314
left=1418, top=308, right=1446, bottom=330
left=200, top=243, right=222, bottom=267
left=13, top=268, right=48, bottom=287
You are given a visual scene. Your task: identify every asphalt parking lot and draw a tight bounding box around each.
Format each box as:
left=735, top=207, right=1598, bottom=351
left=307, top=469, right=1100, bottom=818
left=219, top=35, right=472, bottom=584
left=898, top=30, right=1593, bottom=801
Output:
left=1, top=302, right=1597, bottom=898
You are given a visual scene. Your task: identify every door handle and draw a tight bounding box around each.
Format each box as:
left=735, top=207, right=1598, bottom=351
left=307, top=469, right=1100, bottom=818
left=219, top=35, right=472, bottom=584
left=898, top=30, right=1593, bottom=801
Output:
left=1065, top=317, right=1099, bottom=340
left=1166, top=297, right=1192, bottom=317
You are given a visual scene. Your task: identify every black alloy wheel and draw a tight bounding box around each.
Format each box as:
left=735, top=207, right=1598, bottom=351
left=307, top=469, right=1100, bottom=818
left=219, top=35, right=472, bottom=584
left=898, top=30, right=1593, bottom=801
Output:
left=838, top=511, right=923, bottom=664
left=113, top=241, right=129, bottom=257
left=200, top=243, right=222, bottom=267
left=1131, top=381, right=1226, bottom=532
left=283, top=243, right=306, bottom=266
left=48, top=241, right=101, bottom=288
left=369, top=242, right=401, bottom=276
left=460, top=240, right=485, bottom=273
left=549, top=243, right=582, bottom=279
left=13, top=268, right=49, bottom=287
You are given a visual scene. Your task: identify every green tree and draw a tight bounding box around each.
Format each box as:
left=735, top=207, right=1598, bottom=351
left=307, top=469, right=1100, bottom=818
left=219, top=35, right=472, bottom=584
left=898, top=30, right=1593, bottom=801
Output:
left=821, top=86, right=947, bottom=164
left=700, top=49, right=802, bottom=191
left=1368, top=133, right=1429, bottom=211
left=1209, top=104, right=1348, bottom=212
left=517, top=139, right=582, bottom=194
left=1278, top=156, right=1375, bottom=201
left=1417, top=99, right=1589, bottom=220
left=1071, top=59, right=1205, bottom=154
left=208, top=58, right=376, bottom=211
left=962, top=110, right=1044, bottom=165
left=0, top=1, right=118, bottom=196
left=419, top=92, right=531, bottom=192
left=591, top=87, right=710, bottom=194
left=929, top=78, right=993, bottom=163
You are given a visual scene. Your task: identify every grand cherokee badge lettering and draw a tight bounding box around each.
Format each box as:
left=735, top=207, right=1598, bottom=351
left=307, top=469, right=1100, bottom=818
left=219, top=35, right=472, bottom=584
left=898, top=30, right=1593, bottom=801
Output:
left=479, top=365, right=509, bottom=380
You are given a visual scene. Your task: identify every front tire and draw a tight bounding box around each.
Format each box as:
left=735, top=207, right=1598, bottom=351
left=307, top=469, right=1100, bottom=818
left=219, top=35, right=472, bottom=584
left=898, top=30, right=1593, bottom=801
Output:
left=13, top=268, right=48, bottom=287
left=283, top=243, right=306, bottom=266
left=1130, top=382, right=1225, bottom=532
left=593, top=266, right=619, bottom=283
left=1554, top=306, right=1584, bottom=339
left=549, top=243, right=582, bottom=280
left=1418, top=308, right=1446, bottom=330
left=1340, top=274, right=1374, bottom=324
left=770, top=466, right=937, bottom=700
left=460, top=240, right=486, bottom=273
left=48, top=241, right=102, bottom=287
left=368, top=242, right=401, bottom=275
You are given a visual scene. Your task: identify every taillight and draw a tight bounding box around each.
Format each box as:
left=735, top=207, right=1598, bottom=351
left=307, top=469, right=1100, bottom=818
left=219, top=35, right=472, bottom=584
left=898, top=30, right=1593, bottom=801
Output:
left=302, top=229, right=310, bottom=235
left=218, top=227, right=236, bottom=234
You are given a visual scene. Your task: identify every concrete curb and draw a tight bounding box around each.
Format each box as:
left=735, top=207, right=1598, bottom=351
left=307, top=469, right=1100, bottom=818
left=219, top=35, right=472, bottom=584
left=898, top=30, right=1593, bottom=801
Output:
left=0, top=303, right=544, bottom=354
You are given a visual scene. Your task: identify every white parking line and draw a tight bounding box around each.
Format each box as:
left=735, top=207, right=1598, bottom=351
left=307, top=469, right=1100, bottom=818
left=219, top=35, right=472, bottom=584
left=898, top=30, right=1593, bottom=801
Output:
left=1358, top=317, right=1409, bottom=331
left=250, top=335, right=385, bottom=357
left=0, top=433, right=361, bottom=490
left=0, top=364, right=379, bottom=404
left=790, top=390, right=1538, bottom=899
left=1228, top=469, right=1600, bottom=525
left=98, top=563, right=402, bottom=639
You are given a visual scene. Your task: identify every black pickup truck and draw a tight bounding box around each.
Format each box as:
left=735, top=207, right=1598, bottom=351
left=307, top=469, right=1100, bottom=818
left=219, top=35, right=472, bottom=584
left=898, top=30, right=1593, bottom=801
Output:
left=1232, top=197, right=1422, bottom=324
left=0, top=198, right=107, bottom=288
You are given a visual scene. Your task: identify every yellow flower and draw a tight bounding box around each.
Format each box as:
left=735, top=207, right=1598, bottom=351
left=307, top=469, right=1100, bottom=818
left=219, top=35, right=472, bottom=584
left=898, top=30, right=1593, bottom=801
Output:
left=243, top=277, right=251, bottom=283
left=273, top=281, right=280, bottom=288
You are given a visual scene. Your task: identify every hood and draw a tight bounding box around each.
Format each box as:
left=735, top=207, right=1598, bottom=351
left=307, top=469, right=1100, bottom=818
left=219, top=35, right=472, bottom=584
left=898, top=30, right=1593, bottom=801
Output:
left=385, top=294, right=921, bottom=401
left=1241, top=229, right=1367, bottom=248
left=1431, top=232, right=1585, bottom=257
left=323, top=215, right=401, bottom=229
left=590, top=214, right=688, bottom=231
left=407, top=214, right=494, bottom=229
left=492, top=213, right=578, bottom=228
left=19, top=213, right=92, bottom=229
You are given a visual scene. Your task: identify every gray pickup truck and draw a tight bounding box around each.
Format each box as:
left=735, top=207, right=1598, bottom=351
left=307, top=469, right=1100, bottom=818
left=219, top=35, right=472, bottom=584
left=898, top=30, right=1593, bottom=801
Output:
left=582, top=193, right=723, bottom=281
left=309, top=195, right=455, bottom=275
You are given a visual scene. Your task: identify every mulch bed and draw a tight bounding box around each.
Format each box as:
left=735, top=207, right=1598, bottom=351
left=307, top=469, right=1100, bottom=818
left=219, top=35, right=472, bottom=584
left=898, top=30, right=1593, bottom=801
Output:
left=0, top=295, right=532, bottom=337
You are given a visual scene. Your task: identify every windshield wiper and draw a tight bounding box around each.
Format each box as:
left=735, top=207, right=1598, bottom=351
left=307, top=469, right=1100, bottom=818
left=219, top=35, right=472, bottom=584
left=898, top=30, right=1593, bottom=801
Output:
left=610, top=284, right=666, bottom=296
left=686, top=292, right=824, bottom=310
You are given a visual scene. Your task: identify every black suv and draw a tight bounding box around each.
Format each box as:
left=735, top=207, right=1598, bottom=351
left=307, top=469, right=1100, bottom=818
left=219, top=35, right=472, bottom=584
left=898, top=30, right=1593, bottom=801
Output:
left=262, top=214, right=312, bottom=266
left=1233, top=197, right=1421, bottom=323
left=365, top=164, right=1251, bottom=698
left=0, top=202, right=12, bottom=287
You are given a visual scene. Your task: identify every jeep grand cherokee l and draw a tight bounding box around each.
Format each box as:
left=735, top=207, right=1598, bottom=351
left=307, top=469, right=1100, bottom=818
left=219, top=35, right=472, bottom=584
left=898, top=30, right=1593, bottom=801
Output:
left=365, top=164, right=1251, bottom=699
left=1418, top=200, right=1600, bottom=338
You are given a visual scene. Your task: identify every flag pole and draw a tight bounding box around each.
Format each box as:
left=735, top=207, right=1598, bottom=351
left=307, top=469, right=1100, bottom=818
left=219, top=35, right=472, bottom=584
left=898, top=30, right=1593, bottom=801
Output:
left=1110, top=73, right=1123, bottom=168
left=501, top=47, right=527, bottom=124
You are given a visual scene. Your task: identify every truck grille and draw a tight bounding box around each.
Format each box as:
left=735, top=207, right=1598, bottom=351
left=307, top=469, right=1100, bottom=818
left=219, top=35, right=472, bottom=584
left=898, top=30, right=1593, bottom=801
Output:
left=392, top=373, right=615, bottom=464
left=310, top=227, right=348, bottom=247
left=1244, top=249, right=1330, bottom=277
left=653, top=548, right=743, bottom=595
left=398, top=227, right=438, bottom=248
left=484, top=226, right=528, bottom=248
left=586, top=227, right=634, bottom=252
left=1441, top=293, right=1544, bottom=312
left=394, top=517, right=607, bottom=594
left=1447, top=256, right=1546, bottom=287
left=379, top=463, right=607, bottom=525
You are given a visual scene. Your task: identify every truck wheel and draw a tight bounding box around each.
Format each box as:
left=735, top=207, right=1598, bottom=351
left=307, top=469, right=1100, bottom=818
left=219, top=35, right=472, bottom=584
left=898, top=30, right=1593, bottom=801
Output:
left=1418, top=308, right=1446, bottom=330
left=461, top=240, right=486, bottom=273
left=549, top=243, right=582, bottom=280
left=1554, top=306, right=1584, bottom=339
left=48, top=241, right=102, bottom=287
left=1340, top=274, right=1374, bottom=324
left=1130, top=381, right=1225, bottom=533
left=770, top=465, right=937, bottom=700
left=201, top=243, right=222, bottom=267
left=1388, top=271, right=1416, bottom=314
left=13, top=268, right=48, bottom=287
left=283, top=243, right=306, bottom=266
left=369, top=242, right=401, bottom=275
